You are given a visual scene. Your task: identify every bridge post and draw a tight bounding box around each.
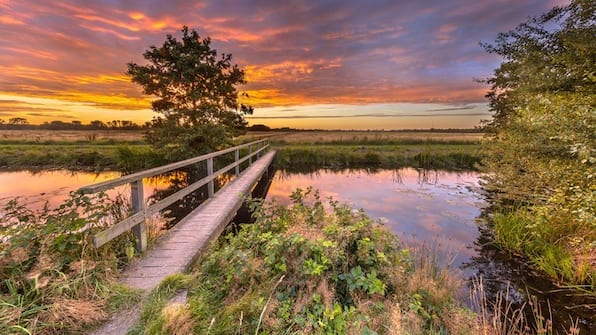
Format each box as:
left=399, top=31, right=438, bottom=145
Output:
left=257, top=141, right=261, bottom=159
left=249, top=144, right=253, bottom=165
left=235, top=149, right=240, bottom=176
left=207, top=157, right=214, bottom=197
left=130, top=180, right=146, bottom=253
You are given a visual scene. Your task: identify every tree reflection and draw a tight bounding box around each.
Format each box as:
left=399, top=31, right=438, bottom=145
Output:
left=146, top=155, right=274, bottom=229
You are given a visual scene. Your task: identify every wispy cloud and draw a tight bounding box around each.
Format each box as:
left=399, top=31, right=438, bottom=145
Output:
left=0, top=0, right=558, bottom=126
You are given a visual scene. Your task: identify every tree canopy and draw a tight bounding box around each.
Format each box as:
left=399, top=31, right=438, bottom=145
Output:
left=482, top=0, right=595, bottom=129
left=127, top=26, right=252, bottom=161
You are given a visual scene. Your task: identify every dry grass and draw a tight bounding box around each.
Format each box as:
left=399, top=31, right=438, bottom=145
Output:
left=159, top=303, right=197, bottom=335
left=261, top=130, right=483, bottom=143
left=0, top=130, right=145, bottom=142
left=42, top=298, right=108, bottom=332
left=0, top=129, right=481, bottom=144
left=470, top=277, right=582, bottom=335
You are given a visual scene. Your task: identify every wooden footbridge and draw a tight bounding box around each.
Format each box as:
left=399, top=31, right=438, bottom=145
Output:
left=78, top=138, right=274, bottom=288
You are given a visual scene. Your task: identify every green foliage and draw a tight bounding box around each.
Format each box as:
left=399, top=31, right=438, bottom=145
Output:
left=482, top=0, right=595, bottom=287
left=135, top=188, right=477, bottom=334
left=127, top=26, right=252, bottom=162
left=0, top=143, right=151, bottom=171
left=482, top=0, right=595, bottom=129
left=492, top=211, right=594, bottom=287
left=0, top=193, right=139, bottom=334
left=116, top=145, right=166, bottom=173
left=274, top=144, right=481, bottom=172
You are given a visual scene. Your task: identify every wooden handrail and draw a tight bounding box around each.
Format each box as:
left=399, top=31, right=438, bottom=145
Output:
left=77, top=138, right=270, bottom=251
left=78, top=138, right=269, bottom=194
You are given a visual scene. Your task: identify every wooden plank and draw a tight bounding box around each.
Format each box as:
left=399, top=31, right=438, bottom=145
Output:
left=91, top=146, right=270, bottom=247
left=119, top=151, right=276, bottom=291
left=131, top=180, right=146, bottom=253
left=207, top=157, right=214, bottom=197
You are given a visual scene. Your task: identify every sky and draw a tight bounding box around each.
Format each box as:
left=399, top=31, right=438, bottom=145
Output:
left=0, top=0, right=567, bottom=129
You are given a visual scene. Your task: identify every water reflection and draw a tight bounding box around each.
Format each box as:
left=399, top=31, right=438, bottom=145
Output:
left=0, top=170, right=124, bottom=209
left=267, top=168, right=483, bottom=270
left=2, top=167, right=592, bottom=330
left=268, top=168, right=594, bottom=332
left=0, top=156, right=241, bottom=224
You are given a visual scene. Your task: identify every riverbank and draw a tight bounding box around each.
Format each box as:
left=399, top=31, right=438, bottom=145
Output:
left=0, top=142, right=147, bottom=171
left=1, top=130, right=592, bottom=332
left=0, top=130, right=483, bottom=172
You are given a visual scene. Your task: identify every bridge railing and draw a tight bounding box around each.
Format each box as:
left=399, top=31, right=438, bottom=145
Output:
left=77, top=138, right=270, bottom=252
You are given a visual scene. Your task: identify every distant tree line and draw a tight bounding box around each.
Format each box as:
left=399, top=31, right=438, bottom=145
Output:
left=246, top=124, right=483, bottom=132
left=0, top=118, right=150, bottom=130
left=0, top=118, right=483, bottom=133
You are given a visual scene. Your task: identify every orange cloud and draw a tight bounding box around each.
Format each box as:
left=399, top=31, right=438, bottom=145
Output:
left=245, top=58, right=343, bottom=82
left=75, top=14, right=142, bottom=32
left=0, top=15, right=24, bottom=25
left=3, top=47, right=57, bottom=60
left=434, top=23, right=457, bottom=44
left=80, top=24, right=141, bottom=41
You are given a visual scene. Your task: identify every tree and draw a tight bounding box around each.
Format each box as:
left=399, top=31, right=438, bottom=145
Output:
left=127, top=26, right=252, bottom=161
left=482, top=0, right=595, bottom=130
left=8, top=117, right=28, bottom=125
left=481, top=0, right=595, bottom=285
left=247, top=124, right=272, bottom=131
left=89, top=120, right=107, bottom=129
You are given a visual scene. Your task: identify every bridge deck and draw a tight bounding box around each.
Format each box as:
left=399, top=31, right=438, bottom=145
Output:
left=120, top=150, right=276, bottom=291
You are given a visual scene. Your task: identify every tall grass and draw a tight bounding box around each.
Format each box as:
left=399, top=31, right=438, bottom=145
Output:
left=0, top=143, right=152, bottom=171
left=274, top=145, right=481, bottom=171
left=0, top=192, right=145, bottom=334
left=470, top=277, right=581, bottom=335
left=492, top=210, right=595, bottom=288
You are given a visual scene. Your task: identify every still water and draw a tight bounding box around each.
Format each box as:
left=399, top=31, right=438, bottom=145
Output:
left=266, top=168, right=483, bottom=271
left=1, top=168, right=592, bottom=330
left=0, top=168, right=482, bottom=269
left=0, top=170, right=161, bottom=210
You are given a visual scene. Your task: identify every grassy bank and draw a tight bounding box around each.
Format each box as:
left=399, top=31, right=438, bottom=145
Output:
left=491, top=209, right=595, bottom=289
left=0, top=143, right=158, bottom=172
left=0, top=130, right=482, bottom=172
left=273, top=143, right=481, bottom=171
left=131, top=189, right=477, bottom=334
left=268, top=131, right=482, bottom=171
left=128, top=189, right=577, bottom=334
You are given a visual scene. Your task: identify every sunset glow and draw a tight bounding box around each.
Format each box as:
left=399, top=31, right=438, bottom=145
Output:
left=0, top=0, right=567, bottom=128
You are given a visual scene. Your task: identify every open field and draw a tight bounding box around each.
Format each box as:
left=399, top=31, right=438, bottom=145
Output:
left=0, top=129, right=483, bottom=144
left=0, top=129, right=145, bottom=142
left=248, top=130, right=483, bottom=144
left=0, top=130, right=483, bottom=171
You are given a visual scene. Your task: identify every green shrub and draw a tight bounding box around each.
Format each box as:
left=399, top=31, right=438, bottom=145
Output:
left=135, top=188, right=476, bottom=334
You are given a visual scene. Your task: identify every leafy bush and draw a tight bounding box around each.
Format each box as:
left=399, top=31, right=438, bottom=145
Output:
left=137, top=188, right=476, bottom=334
